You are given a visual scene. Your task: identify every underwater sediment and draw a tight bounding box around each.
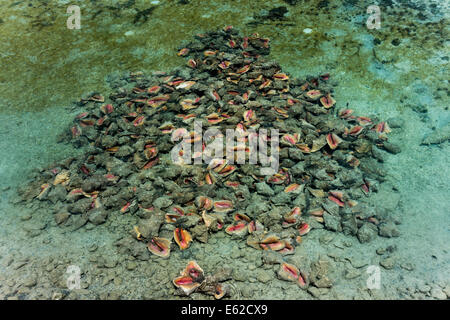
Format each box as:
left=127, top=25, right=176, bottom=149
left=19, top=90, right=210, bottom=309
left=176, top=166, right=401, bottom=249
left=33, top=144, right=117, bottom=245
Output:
left=11, top=27, right=406, bottom=299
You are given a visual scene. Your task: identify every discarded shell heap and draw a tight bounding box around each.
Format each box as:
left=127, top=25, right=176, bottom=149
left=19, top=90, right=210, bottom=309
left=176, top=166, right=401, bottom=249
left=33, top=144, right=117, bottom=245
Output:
left=18, top=27, right=400, bottom=295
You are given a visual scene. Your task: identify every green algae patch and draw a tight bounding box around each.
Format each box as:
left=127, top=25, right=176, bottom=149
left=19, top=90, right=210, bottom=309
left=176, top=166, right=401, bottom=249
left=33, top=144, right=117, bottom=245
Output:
left=0, top=0, right=447, bottom=115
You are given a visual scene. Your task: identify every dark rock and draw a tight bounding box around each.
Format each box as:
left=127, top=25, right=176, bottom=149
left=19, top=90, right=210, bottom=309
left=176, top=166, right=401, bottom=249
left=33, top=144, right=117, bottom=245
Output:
left=421, top=123, right=450, bottom=145
left=371, top=146, right=387, bottom=162
left=180, top=214, right=202, bottom=229
left=246, top=195, right=270, bottom=216
left=260, top=208, right=282, bottom=228
left=380, top=256, right=396, bottom=270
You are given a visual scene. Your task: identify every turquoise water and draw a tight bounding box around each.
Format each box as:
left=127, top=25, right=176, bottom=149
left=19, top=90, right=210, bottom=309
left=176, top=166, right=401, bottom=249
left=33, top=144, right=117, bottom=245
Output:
left=0, top=0, right=448, bottom=300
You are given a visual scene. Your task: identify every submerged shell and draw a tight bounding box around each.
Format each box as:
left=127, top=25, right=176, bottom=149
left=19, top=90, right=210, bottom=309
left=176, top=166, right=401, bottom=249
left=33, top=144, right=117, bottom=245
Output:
left=311, top=136, right=327, bottom=152
left=279, top=240, right=295, bottom=255
left=225, top=221, right=248, bottom=237
left=263, top=240, right=285, bottom=251
left=234, top=212, right=251, bottom=222
left=277, top=263, right=309, bottom=288
left=284, top=183, right=301, bottom=193
left=202, top=211, right=216, bottom=229
left=214, top=283, right=226, bottom=299
left=320, top=93, right=336, bottom=108
left=36, top=183, right=51, bottom=200
left=297, top=270, right=309, bottom=289
left=305, top=89, right=322, bottom=100
left=326, top=133, right=342, bottom=150
left=328, top=191, right=345, bottom=207
left=283, top=207, right=302, bottom=226
left=196, top=196, right=213, bottom=211
left=147, top=237, right=171, bottom=258
left=183, top=260, right=204, bottom=282
left=298, top=222, right=311, bottom=236
left=32, top=28, right=395, bottom=285
left=173, top=276, right=201, bottom=295
left=278, top=263, right=299, bottom=282
left=248, top=220, right=264, bottom=234
left=53, top=170, right=70, bottom=185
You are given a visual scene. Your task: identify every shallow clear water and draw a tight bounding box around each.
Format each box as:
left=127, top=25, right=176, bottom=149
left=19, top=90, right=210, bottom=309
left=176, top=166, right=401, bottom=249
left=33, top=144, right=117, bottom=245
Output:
left=0, top=0, right=448, bottom=300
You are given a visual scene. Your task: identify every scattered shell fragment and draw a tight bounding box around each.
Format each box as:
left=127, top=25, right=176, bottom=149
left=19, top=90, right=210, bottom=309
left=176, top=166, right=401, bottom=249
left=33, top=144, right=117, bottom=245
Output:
left=328, top=191, right=345, bottom=207
left=133, top=226, right=144, bottom=241
left=273, top=73, right=289, bottom=80
left=277, top=263, right=309, bottom=288
left=176, top=80, right=196, bottom=90
left=375, top=121, right=391, bottom=134
left=283, top=207, right=302, bottom=227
